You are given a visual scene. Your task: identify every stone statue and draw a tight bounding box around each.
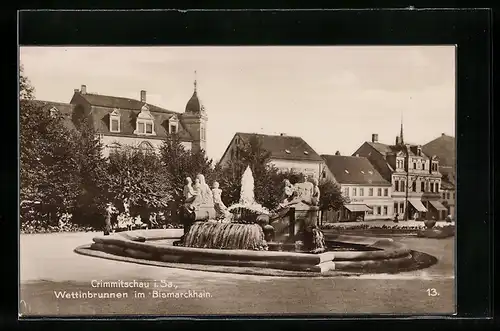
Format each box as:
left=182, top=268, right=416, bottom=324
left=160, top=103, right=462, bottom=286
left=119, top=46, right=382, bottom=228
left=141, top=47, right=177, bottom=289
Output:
left=311, top=178, right=320, bottom=206
left=196, top=173, right=214, bottom=206
left=282, top=179, right=295, bottom=204
left=212, top=181, right=230, bottom=219
left=183, top=177, right=196, bottom=209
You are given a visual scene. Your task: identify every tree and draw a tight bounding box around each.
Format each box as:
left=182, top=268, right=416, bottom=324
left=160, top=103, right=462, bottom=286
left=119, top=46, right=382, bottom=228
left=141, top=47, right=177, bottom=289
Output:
left=71, top=118, right=109, bottom=226
left=318, top=179, right=348, bottom=212
left=20, top=64, right=35, bottom=100
left=20, top=100, right=81, bottom=227
left=106, top=147, right=171, bottom=221
left=216, top=136, right=283, bottom=210
left=159, top=135, right=215, bottom=221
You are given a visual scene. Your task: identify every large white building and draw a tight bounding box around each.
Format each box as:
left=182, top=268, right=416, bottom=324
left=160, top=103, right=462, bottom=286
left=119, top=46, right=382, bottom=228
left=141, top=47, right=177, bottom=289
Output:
left=321, top=153, right=393, bottom=221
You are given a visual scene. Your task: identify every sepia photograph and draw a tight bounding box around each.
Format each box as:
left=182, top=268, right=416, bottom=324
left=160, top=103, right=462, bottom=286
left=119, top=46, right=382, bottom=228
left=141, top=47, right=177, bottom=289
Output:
left=19, top=46, right=456, bottom=316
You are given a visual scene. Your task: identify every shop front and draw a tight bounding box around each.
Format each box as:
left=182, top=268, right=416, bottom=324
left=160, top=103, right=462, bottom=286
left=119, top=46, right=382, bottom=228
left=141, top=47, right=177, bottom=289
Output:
left=341, top=203, right=372, bottom=222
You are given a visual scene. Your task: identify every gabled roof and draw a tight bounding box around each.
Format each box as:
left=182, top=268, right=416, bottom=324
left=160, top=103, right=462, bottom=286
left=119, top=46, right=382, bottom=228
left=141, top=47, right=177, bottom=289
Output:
left=233, top=132, right=323, bottom=162
left=322, top=154, right=391, bottom=186
left=366, top=141, right=429, bottom=158
left=423, top=133, right=456, bottom=168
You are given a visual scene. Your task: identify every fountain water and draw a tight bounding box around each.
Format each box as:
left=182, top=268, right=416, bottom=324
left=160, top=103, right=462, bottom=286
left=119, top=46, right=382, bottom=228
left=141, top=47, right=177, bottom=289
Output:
left=227, top=166, right=269, bottom=216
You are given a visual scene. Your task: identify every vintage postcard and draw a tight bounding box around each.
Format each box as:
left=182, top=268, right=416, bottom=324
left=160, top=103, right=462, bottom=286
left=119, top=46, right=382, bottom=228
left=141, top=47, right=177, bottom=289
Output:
left=19, top=46, right=456, bottom=316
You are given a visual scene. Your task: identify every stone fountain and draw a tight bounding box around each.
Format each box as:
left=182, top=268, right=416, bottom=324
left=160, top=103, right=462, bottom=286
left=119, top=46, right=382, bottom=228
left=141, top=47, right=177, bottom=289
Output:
left=178, top=166, right=325, bottom=253
left=77, top=166, right=435, bottom=275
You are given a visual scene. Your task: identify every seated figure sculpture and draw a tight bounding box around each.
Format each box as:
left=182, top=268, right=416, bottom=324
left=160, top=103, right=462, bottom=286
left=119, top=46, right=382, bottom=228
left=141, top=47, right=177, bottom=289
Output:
left=212, top=181, right=231, bottom=220
left=180, top=174, right=216, bottom=237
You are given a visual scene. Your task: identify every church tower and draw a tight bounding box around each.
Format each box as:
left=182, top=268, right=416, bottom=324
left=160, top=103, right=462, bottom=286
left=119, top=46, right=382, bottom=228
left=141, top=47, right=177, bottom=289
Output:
left=182, top=72, right=208, bottom=154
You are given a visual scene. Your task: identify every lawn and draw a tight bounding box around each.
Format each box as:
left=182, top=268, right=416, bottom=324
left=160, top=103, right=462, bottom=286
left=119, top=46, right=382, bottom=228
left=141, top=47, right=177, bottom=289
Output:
left=19, top=231, right=455, bottom=316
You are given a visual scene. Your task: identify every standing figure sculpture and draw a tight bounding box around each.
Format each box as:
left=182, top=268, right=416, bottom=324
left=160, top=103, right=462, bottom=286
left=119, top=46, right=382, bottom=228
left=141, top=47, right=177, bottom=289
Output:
left=183, top=177, right=196, bottom=210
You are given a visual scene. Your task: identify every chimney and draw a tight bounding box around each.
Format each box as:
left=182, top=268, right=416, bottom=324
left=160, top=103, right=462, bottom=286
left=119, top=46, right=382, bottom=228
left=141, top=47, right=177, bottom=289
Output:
left=81, top=85, right=87, bottom=94
left=335, top=151, right=341, bottom=156
left=396, top=136, right=401, bottom=145
left=372, top=133, right=378, bottom=143
left=140, top=90, right=146, bottom=103
left=442, top=133, right=445, bottom=136
left=74, top=88, right=79, bottom=93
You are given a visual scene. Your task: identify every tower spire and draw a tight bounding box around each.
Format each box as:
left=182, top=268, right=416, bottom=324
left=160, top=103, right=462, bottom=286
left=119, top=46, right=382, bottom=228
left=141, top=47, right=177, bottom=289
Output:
left=194, top=70, right=197, bottom=92
left=400, top=109, right=404, bottom=145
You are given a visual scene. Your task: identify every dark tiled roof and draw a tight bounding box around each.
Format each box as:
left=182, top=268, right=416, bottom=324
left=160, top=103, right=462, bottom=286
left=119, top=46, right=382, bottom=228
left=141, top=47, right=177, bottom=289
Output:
left=77, top=92, right=173, bottom=114
left=21, top=100, right=77, bottom=132
left=74, top=92, right=193, bottom=141
left=441, top=179, right=455, bottom=190
left=423, top=134, right=456, bottom=168
left=235, top=133, right=323, bottom=162
left=322, top=155, right=391, bottom=186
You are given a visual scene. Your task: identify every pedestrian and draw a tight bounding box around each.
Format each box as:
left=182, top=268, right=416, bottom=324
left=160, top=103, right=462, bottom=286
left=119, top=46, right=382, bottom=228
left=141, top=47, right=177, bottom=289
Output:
left=393, top=213, right=399, bottom=223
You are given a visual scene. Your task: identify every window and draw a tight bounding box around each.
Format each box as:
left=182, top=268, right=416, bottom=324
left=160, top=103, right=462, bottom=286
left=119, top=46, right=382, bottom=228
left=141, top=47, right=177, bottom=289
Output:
left=109, top=109, right=121, bottom=133
left=442, top=192, right=446, bottom=199
left=422, top=163, right=426, bottom=170
left=394, top=202, right=398, bottom=213
left=384, top=188, right=389, bottom=196
left=368, top=188, right=373, bottom=196
left=383, top=206, right=388, bottom=215
left=146, top=123, right=153, bottom=134
left=360, top=188, right=364, bottom=196
left=447, top=192, right=451, bottom=199
left=170, top=125, right=177, bottom=134
left=421, top=182, right=425, bottom=192
left=401, top=181, right=406, bottom=192
left=400, top=203, right=404, bottom=214
left=344, top=187, right=349, bottom=197
left=137, top=122, right=145, bottom=133
left=111, top=119, right=119, bottom=132
left=412, top=181, right=416, bottom=192
left=453, top=192, right=455, bottom=199
left=395, top=180, right=399, bottom=192
left=430, top=183, right=434, bottom=192
left=352, top=188, right=357, bottom=196
left=413, top=162, right=417, bottom=169
left=377, top=188, right=382, bottom=196
left=377, top=206, right=381, bottom=215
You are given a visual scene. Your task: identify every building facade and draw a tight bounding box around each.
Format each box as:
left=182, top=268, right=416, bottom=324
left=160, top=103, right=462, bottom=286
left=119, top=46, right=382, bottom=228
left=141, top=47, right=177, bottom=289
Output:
left=353, top=129, right=447, bottom=220
left=34, top=80, right=208, bottom=157
left=322, top=154, right=393, bottom=222
left=423, top=133, right=456, bottom=220
left=219, top=133, right=324, bottom=180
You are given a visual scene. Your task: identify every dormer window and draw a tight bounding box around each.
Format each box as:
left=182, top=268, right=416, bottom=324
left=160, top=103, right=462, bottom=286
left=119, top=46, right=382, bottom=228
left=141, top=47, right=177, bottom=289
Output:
left=417, top=147, right=422, bottom=156
left=285, top=149, right=291, bottom=154
left=304, top=151, right=309, bottom=155
left=168, top=115, right=179, bottom=134
left=110, top=109, right=121, bottom=133
left=135, top=104, right=155, bottom=136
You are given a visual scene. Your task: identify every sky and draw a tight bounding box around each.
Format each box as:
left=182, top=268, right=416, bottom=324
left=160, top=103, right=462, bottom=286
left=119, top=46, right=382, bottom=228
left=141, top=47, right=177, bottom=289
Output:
left=20, top=46, right=455, bottom=162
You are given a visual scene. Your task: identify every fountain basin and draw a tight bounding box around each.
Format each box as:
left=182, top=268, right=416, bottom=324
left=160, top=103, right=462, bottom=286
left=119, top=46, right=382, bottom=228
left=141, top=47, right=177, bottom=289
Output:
left=74, top=229, right=427, bottom=274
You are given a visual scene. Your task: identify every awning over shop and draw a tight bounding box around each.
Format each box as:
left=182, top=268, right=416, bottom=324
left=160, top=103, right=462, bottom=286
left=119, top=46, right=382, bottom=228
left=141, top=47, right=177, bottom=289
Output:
left=429, top=200, right=447, bottom=211
left=408, top=199, right=428, bottom=212
left=344, top=204, right=372, bottom=212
